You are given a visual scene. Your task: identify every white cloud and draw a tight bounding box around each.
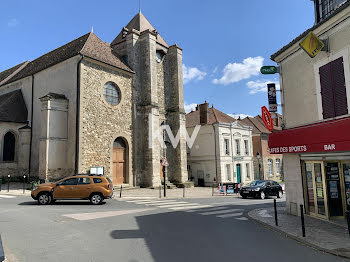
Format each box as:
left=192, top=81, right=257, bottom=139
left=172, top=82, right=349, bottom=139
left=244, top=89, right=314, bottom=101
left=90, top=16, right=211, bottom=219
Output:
left=228, top=113, right=252, bottom=119
left=184, top=103, right=197, bottom=113
left=183, top=64, right=206, bottom=84
left=8, top=18, right=19, bottom=27
left=213, top=56, right=264, bottom=85
left=246, top=79, right=280, bottom=95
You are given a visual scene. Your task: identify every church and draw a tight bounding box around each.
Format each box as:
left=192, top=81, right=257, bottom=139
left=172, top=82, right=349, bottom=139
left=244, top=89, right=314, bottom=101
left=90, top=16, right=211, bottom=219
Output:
left=0, top=12, right=188, bottom=187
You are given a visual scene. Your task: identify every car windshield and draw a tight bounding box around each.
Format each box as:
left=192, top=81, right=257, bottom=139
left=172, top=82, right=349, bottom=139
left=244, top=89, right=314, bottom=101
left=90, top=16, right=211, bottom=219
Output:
left=248, top=181, right=266, bottom=186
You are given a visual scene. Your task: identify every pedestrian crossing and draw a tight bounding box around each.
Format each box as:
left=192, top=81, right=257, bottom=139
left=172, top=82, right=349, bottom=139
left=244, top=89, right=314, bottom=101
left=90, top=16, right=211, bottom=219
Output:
left=0, top=194, right=16, bottom=199
left=118, top=198, right=247, bottom=221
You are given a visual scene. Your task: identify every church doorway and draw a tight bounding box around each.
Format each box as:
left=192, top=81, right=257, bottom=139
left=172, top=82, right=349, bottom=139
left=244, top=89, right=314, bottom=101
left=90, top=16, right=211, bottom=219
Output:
left=113, top=137, right=127, bottom=184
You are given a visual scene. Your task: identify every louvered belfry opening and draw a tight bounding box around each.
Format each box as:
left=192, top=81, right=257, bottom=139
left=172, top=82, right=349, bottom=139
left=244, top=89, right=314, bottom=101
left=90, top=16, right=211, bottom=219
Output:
left=319, top=57, right=348, bottom=119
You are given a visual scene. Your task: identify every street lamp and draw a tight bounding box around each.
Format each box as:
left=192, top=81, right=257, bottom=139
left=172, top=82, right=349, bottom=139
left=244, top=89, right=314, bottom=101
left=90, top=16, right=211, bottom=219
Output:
left=256, top=152, right=262, bottom=180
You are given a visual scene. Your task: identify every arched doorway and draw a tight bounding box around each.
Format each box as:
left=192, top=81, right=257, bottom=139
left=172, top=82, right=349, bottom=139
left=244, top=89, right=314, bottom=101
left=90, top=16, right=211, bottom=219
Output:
left=3, top=132, right=16, bottom=162
left=113, top=137, right=127, bottom=184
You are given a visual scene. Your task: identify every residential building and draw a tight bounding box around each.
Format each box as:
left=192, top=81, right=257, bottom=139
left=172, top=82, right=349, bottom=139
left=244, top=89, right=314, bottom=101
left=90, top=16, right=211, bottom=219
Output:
left=186, top=102, right=254, bottom=186
left=239, top=114, right=283, bottom=181
left=269, top=0, right=350, bottom=220
left=0, top=12, right=188, bottom=187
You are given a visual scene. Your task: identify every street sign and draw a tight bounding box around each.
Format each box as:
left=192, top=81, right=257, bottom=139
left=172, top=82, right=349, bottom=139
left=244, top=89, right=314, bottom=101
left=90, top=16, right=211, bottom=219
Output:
left=261, top=66, right=279, bottom=75
left=267, top=83, right=277, bottom=113
left=261, top=106, right=274, bottom=132
left=161, top=157, right=169, bottom=167
left=299, top=32, right=325, bottom=58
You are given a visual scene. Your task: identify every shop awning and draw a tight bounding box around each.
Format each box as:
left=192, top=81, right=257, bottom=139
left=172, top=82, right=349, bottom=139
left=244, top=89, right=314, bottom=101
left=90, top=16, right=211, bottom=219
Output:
left=268, top=116, right=350, bottom=154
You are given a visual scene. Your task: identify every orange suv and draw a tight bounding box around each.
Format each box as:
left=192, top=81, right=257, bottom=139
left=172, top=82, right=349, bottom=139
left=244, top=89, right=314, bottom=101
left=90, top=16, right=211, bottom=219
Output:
left=31, top=175, right=113, bottom=205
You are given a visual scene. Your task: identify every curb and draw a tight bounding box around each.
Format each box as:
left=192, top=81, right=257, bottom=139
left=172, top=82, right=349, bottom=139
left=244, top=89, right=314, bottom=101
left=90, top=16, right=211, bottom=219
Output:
left=247, top=209, right=350, bottom=260
left=0, top=235, right=5, bottom=262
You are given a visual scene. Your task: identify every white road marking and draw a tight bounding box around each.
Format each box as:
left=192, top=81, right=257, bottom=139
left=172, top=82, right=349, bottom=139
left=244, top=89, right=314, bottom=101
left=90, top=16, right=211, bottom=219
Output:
left=119, top=197, right=158, bottom=199
left=169, top=205, right=212, bottom=210
left=258, top=209, right=272, bottom=218
left=0, top=195, right=16, bottom=198
left=185, top=206, right=228, bottom=212
left=146, top=201, right=189, bottom=206
left=63, top=208, right=152, bottom=221
left=235, top=217, right=248, bottom=221
left=216, top=212, right=244, bottom=218
left=199, top=209, right=243, bottom=216
left=133, top=200, right=179, bottom=205
left=158, top=203, right=199, bottom=208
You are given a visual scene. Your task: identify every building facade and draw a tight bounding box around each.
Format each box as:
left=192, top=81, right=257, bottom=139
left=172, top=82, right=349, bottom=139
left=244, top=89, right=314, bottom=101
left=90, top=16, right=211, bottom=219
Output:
left=269, top=0, right=350, bottom=219
left=186, top=102, right=254, bottom=186
left=0, top=12, right=188, bottom=187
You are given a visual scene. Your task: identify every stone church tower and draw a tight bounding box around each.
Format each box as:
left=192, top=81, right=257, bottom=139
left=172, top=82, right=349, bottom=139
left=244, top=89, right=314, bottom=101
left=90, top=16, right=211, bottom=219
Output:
left=111, top=12, right=188, bottom=187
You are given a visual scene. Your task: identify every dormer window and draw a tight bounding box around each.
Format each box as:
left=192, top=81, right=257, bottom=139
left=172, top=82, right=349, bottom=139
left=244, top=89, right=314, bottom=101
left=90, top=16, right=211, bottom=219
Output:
left=122, top=27, right=129, bottom=38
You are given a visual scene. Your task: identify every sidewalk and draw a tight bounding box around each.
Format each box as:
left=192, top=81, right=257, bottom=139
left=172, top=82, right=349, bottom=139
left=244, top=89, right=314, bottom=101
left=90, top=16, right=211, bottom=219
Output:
left=248, top=206, right=350, bottom=259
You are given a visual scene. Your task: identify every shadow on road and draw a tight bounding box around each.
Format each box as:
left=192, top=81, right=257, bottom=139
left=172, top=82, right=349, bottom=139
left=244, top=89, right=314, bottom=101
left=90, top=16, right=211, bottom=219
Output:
left=18, top=201, right=106, bottom=206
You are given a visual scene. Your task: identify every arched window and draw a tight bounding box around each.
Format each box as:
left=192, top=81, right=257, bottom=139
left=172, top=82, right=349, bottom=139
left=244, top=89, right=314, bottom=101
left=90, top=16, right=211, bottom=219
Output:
left=3, top=132, right=16, bottom=162
left=113, top=137, right=126, bottom=148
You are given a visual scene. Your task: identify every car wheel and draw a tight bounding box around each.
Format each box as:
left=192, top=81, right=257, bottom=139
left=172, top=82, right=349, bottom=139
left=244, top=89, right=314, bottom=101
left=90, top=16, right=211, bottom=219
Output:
left=38, top=193, right=51, bottom=205
left=260, top=191, right=266, bottom=200
left=90, top=193, right=103, bottom=205
left=277, top=191, right=283, bottom=199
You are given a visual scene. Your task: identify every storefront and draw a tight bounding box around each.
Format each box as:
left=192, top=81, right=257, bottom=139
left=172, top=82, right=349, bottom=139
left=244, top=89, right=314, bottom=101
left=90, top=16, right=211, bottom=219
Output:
left=268, top=116, right=350, bottom=220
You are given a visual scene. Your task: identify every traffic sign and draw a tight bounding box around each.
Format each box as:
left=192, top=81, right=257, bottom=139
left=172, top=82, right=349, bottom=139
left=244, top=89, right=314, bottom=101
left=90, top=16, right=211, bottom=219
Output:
left=299, top=32, right=325, bottom=58
left=261, top=106, right=274, bottom=132
left=261, top=66, right=279, bottom=75
left=161, top=157, right=169, bottom=167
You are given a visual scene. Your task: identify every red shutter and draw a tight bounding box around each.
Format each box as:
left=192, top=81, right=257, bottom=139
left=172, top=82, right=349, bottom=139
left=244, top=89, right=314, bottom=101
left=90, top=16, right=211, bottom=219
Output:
left=319, top=62, right=336, bottom=119
left=331, top=57, right=348, bottom=117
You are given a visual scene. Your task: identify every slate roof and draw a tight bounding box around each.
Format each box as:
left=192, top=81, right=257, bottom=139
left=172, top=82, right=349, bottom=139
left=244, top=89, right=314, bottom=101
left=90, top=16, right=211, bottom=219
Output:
left=0, top=32, right=133, bottom=86
left=0, top=90, right=28, bottom=123
left=186, top=106, right=236, bottom=128
left=239, top=114, right=282, bottom=134
left=271, top=1, right=350, bottom=61
left=111, top=12, right=169, bottom=48
left=0, top=61, right=29, bottom=86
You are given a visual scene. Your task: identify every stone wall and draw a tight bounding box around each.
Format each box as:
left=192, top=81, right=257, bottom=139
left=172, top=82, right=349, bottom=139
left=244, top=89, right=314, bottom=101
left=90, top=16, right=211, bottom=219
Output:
left=79, top=59, right=133, bottom=183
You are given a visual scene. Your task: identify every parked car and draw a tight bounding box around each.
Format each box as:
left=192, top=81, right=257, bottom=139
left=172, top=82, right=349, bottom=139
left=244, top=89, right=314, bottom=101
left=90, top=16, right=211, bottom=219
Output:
left=31, top=175, right=113, bottom=205
left=240, top=180, right=283, bottom=199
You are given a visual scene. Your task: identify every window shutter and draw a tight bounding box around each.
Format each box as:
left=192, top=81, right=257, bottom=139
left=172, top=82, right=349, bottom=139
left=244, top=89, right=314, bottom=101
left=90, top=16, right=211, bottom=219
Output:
left=331, top=57, right=348, bottom=117
left=319, top=62, right=336, bottom=119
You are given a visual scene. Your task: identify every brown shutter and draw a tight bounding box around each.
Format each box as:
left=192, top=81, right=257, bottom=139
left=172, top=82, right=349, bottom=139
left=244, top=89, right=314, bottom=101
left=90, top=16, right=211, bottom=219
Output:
left=319, top=62, right=336, bottom=119
left=331, top=57, right=348, bottom=117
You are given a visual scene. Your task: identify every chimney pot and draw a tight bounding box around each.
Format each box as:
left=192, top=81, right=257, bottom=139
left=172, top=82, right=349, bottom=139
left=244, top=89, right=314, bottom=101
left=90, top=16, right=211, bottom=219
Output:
left=199, top=101, right=209, bottom=124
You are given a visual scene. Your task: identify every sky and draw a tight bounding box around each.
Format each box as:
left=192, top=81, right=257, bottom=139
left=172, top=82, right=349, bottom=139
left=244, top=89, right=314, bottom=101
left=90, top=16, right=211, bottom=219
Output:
left=0, top=0, right=315, bottom=118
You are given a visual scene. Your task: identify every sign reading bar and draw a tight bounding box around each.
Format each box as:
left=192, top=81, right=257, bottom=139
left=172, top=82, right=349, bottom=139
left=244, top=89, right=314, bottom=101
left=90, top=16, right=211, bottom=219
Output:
left=261, top=66, right=279, bottom=75
left=299, top=32, right=325, bottom=58
left=261, top=106, right=274, bottom=132
left=267, top=83, right=277, bottom=112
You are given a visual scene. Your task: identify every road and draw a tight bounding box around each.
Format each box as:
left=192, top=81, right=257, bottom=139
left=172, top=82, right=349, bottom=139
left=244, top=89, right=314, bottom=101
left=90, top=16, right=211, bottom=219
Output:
left=0, top=194, right=347, bottom=262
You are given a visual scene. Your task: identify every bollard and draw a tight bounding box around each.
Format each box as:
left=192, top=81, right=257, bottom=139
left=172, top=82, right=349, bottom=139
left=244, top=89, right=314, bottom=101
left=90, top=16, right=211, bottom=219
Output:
left=119, top=185, right=123, bottom=198
left=0, top=178, right=2, bottom=192
left=7, top=175, right=10, bottom=192
left=23, top=175, right=26, bottom=194
left=212, top=183, right=214, bottom=196
left=274, top=199, right=278, bottom=226
left=183, top=186, right=185, bottom=198
left=300, top=204, right=306, bottom=237
left=346, top=211, right=350, bottom=236
left=159, top=185, right=162, bottom=198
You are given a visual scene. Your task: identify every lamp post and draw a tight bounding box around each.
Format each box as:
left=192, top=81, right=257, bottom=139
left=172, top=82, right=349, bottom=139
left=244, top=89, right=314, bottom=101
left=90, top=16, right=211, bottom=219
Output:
left=257, top=152, right=262, bottom=180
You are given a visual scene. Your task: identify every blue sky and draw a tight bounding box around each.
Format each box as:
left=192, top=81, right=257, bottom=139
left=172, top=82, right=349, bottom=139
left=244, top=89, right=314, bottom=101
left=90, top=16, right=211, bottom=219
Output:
left=1, top=0, right=314, bottom=117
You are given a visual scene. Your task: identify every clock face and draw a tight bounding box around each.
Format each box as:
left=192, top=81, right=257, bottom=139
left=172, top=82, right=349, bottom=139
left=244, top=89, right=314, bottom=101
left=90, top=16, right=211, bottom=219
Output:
left=156, top=51, right=163, bottom=63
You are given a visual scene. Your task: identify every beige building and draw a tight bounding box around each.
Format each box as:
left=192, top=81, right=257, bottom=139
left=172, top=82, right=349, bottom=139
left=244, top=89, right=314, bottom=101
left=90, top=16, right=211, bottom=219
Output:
left=0, top=12, right=188, bottom=187
left=269, top=0, right=350, bottom=220
left=186, top=102, right=254, bottom=186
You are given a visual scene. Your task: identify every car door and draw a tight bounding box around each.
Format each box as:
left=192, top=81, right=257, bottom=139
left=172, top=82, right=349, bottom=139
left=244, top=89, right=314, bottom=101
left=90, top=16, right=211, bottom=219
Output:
left=53, top=178, right=78, bottom=199
left=272, top=181, right=280, bottom=195
left=265, top=181, right=272, bottom=196
left=74, top=177, right=93, bottom=198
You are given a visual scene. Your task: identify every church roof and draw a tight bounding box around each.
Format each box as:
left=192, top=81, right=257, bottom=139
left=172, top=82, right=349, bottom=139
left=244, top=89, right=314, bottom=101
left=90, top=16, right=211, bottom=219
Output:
left=0, top=61, right=29, bottom=86
left=0, top=89, right=28, bottom=123
left=186, top=106, right=237, bottom=128
left=0, top=32, right=133, bottom=86
left=111, top=12, right=169, bottom=48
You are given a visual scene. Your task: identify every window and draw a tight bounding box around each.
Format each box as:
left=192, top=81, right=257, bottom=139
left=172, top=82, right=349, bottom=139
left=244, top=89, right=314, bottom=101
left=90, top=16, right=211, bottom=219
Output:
left=246, top=163, right=250, bottom=179
left=226, top=164, right=231, bottom=181
left=267, top=159, right=273, bottom=177
left=244, top=140, right=249, bottom=155
left=3, top=132, right=16, bottom=161
left=224, top=139, right=230, bottom=155
left=93, top=178, right=103, bottom=183
left=315, top=0, right=347, bottom=22
left=77, top=177, right=91, bottom=185
left=60, top=178, right=78, bottom=185
left=235, top=139, right=241, bottom=155
left=319, top=57, right=348, bottom=119
left=103, top=82, right=121, bottom=106
left=276, top=159, right=281, bottom=175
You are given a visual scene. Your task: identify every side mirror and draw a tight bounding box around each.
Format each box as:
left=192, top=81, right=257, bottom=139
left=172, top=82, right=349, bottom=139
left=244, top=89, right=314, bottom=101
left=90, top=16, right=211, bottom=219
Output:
left=56, top=183, right=61, bottom=186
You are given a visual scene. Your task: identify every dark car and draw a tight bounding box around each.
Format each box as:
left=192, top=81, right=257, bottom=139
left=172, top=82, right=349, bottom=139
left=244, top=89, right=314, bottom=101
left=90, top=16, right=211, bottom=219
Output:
left=240, top=180, right=283, bottom=199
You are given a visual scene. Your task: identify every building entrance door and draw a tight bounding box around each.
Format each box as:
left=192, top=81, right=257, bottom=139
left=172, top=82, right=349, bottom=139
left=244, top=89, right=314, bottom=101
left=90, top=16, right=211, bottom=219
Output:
left=113, top=138, right=127, bottom=185
left=325, top=162, right=344, bottom=217
left=236, top=164, right=241, bottom=183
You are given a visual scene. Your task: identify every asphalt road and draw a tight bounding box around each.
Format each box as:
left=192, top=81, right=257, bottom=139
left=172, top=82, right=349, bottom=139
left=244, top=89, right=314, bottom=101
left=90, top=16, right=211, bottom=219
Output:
left=0, top=194, right=347, bottom=262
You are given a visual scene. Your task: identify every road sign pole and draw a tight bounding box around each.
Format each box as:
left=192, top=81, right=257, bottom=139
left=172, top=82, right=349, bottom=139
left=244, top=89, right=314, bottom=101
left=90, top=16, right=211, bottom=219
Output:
left=163, top=165, right=166, bottom=197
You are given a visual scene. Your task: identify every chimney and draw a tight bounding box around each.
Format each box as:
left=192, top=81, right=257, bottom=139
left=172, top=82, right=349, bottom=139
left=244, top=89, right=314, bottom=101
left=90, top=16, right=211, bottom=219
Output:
left=199, top=101, right=209, bottom=124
